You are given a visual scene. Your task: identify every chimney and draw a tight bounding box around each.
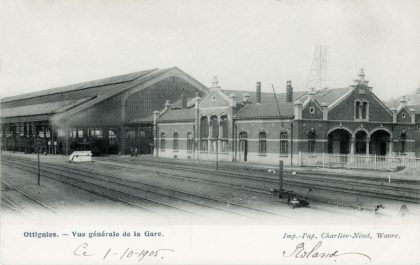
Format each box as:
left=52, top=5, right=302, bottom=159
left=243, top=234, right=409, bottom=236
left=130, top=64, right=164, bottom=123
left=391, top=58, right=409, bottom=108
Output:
left=256, top=82, right=261, bottom=104
left=194, top=96, right=200, bottom=109
left=390, top=107, right=397, bottom=123
left=410, top=108, right=416, bottom=124
left=165, top=99, right=171, bottom=110
left=308, top=87, right=316, bottom=100
left=400, top=96, right=407, bottom=107
left=229, top=93, right=237, bottom=107
left=242, top=93, right=251, bottom=104
left=153, top=110, right=159, bottom=124
left=294, top=100, right=303, bottom=120
left=321, top=102, right=328, bottom=120
left=286, top=81, right=293, bottom=103
left=181, top=88, right=187, bottom=108
left=211, top=76, right=220, bottom=91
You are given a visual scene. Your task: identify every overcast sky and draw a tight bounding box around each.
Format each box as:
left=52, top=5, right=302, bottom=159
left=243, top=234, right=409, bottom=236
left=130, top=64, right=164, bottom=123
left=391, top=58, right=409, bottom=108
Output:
left=1, top=0, right=419, bottom=101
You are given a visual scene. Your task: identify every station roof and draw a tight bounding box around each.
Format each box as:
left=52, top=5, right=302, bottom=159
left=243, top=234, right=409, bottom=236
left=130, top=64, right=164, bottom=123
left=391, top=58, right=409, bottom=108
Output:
left=223, top=89, right=305, bottom=119
left=296, top=87, right=352, bottom=107
left=1, top=67, right=208, bottom=124
left=1, top=97, right=93, bottom=118
left=0, top=69, right=155, bottom=103
left=147, top=86, right=359, bottom=122
left=1, top=68, right=158, bottom=123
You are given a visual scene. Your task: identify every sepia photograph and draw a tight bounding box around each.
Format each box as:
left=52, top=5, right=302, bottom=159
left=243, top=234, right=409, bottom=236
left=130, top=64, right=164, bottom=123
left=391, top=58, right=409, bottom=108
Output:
left=1, top=0, right=419, bottom=264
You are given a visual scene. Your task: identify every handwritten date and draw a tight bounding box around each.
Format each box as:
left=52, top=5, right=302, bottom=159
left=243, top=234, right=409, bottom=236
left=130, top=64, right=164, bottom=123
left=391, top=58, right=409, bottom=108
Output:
left=74, top=243, right=174, bottom=263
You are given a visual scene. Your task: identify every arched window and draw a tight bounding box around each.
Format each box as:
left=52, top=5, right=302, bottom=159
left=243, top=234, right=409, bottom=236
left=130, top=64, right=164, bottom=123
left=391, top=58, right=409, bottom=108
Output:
left=220, top=115, right=228, bottom=152
left=200, top=116, right=208, bottom=151
left=210, top=115, right=219, bottom=152
left=210, top=115, right=219, bottom=138
left=362, top=102, right=368, bottom=119
left=220, top=115, right=228, bottom=138
left=160, top=132, right=166, bottom=150
left=307, top=129, right=316, bottom=153
left=280, top=131, right=288, bottom=154
left=355, top=101, right=360, bottom=119
left=259, top=131, right=267, bottom=154
left=187, top=132, right=193, bottom=152
left=173, top=132, right=179, bottom=151
left=355, top=100, right=369, bottom=120
left=400, top=132, right=407, bottom=153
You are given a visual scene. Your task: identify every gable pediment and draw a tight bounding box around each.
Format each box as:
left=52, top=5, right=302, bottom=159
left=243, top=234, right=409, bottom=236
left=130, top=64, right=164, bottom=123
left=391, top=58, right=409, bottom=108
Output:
left=199, top=89, right=230, bottom=109
left=328, top=88, right=392, bottom=122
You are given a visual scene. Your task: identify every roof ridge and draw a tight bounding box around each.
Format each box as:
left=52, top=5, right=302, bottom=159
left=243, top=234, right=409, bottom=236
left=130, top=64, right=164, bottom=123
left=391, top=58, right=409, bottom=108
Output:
left=1, top=68, right=158, bottom=103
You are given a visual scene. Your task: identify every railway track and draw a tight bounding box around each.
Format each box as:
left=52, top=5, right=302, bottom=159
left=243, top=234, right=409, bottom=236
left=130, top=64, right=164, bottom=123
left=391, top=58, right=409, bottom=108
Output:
left=1, top=156, right=289, bottom=221
left=136, top=157, right=420, bottom=185
left=98, top=156, right=420, bottom=204
left=1, top=181, right=60, bottom=216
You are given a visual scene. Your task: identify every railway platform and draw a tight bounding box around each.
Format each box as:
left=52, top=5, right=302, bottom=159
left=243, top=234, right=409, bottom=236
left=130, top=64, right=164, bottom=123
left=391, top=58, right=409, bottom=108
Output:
left=1, top=151, right=419, bottom=183
left=97, top=154, right=420, bottom=183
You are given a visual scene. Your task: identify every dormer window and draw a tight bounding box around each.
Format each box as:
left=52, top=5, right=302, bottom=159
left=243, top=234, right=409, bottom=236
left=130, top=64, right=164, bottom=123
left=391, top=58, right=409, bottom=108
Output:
left=355, top=100, right=369, bottom=120
left=402, top=113, right=406, bottom=119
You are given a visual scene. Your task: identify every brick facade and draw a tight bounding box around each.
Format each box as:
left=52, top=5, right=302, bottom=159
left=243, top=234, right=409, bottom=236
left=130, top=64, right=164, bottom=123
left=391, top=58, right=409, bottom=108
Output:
left=154, top=70, right=417, bottom=166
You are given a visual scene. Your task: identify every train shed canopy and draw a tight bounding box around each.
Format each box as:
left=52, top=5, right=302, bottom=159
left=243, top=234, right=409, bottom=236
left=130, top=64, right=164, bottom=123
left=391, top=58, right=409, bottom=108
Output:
left=1, top=67, right=208, bottom=127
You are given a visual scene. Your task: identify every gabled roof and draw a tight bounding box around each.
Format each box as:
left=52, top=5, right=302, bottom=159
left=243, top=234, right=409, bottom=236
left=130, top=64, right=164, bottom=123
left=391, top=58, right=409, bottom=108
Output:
left=170, top=97, right=196, bottom=109
left=297, top=87, right=353, bottom=108
left=221, top=89, right=306, bottom=105
left=134, top=106, right=196, bottom=123
left=221, top=89, right=305, bottom=119
left=1, top=67, right=209, bottom=124
left=158, top=108, right=196, bottom=122
left=406, top=93, right=420, bottom=114
left=1, top=97, right=93, bottom=118
left=1, top=69, right=157, bottom=103
left=51, top=68, right=172, bottom=121
left=235, top=102, right=295, bottom=119
left=411, top=105, right=420, bottom=114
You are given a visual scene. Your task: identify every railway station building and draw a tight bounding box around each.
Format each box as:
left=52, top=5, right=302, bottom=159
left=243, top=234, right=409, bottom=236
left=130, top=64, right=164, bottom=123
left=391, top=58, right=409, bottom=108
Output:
left=148, top=69, right=418, bottom=166
left=0, top=67, right=207, bottom=155
left=1, top=67, right=418, bottom=166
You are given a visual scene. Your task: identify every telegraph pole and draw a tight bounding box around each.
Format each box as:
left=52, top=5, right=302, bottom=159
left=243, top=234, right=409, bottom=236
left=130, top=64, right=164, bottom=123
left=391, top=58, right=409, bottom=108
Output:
left=35, top=138, right=42, bottom=185
left=279, top=160, right=284, bottom=198
left=37, top=150, right=40, bottom=185
left=216, top=135, right=219, bottom=171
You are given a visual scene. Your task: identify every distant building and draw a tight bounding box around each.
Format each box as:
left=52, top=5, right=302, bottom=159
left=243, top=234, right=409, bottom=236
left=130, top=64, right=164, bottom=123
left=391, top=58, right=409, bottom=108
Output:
left=388, top=89, right=420, bottom=157
left=147, top=69, right=417, bottom=166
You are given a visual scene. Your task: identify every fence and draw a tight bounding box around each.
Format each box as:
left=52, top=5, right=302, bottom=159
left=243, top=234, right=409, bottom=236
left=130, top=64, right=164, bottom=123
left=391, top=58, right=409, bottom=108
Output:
left=298, top=152, right=420, bottom=171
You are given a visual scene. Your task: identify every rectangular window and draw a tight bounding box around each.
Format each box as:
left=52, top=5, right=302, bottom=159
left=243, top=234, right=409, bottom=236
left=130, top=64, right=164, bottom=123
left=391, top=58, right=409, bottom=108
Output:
left=187, top=133, right=193, bottom=152
left=308, top=140, right=315, bottom=153
left=200, top=139, right=208, bottom=151
left=400, top=134, right=407, bottom=153
left=259, top=132, right=267, bottom=154
left=211, top=139, right=218, bottom=152
left=308, top=131, right=316, bottom=153
left=173, top=132, right=179, bottom=151
left=221, top=140, right=228, bottom=152
left=160, top=133, right=166, bottom=150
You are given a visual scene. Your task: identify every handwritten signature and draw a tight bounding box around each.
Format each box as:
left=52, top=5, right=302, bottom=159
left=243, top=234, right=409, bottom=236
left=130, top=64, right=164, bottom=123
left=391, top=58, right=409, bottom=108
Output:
left=283, top=241, right=371, bottom=261
left=74, top=243, right=175, bottom=262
